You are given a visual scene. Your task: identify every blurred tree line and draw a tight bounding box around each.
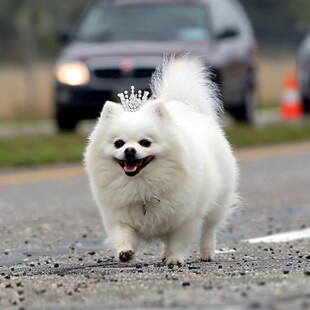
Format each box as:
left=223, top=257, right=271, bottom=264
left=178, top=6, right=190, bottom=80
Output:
left=0, top=0, right=310, bottom=63
left=0, top=0, right=89, bottom=63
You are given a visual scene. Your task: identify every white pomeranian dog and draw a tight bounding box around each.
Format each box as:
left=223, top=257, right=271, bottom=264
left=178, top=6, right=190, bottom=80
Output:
left=84, top=57, right=238, bottom=265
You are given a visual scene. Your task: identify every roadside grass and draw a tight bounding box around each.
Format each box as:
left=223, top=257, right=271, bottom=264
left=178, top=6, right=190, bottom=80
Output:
left=0, top=121, right=310, bottom=168
left=227, top=121, right=310, bottom=148
left=0, top=133, right=87, bottom=167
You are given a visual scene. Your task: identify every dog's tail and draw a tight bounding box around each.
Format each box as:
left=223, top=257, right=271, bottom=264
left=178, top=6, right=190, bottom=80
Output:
left=150, top=56, right=222, bottom=120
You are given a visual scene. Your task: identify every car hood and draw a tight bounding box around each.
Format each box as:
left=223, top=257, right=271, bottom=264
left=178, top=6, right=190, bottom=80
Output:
left=59, top=40, right=210, bottom=61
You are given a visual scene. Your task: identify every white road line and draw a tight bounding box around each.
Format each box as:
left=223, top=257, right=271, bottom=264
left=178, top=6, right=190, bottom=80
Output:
left=216, top=229, right=310, bottom=255
left=244, top=228, right=310, bottom=244
left=235, top=140, right=310, bottom=162
left=0, top=166, right=85, bottom=186
left=215, top=248, right=236, bottom=254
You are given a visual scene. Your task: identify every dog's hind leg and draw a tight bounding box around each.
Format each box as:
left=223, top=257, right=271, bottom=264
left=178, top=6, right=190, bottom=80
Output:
left=200, top=205, right=226, bottom=261
left=162, top=217, right=202, bottom=266
left=200, top=217, right=217, bottom=261
left=200, top=193, right=238, bottom=261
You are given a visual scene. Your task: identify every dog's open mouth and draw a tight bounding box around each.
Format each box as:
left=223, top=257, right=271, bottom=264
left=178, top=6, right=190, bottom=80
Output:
left=116, top=156, right=154, bottom=176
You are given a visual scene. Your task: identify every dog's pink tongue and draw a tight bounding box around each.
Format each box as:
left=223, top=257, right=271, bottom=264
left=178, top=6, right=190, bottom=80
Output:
left=124, top=161, right=140, bottom=172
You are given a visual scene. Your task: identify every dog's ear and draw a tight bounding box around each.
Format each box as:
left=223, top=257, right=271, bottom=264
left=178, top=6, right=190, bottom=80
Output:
left=147, top=100, right=170, bottom=121
left=100, top=101, right=123, bottom=120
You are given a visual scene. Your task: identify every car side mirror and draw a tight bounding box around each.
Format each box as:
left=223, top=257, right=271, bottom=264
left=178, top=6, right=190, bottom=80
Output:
left=58, top=26, right=73, bottom=44
left=216, top=27, right=240, bottom=40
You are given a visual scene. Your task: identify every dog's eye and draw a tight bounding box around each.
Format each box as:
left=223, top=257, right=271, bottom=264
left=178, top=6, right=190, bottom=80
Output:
left=139, top=139, right=151, bottom=147
left=114, top=139, right=125, bottom=149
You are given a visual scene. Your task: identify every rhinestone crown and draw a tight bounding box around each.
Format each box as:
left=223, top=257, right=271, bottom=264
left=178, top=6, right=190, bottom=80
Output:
left=118, top=86, right=149, bottom=112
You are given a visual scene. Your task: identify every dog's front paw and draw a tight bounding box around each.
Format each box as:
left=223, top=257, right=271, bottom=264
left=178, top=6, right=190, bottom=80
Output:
left=164, top=255, right=185, bottom=266
left=118, top=250, right=135, bottom=263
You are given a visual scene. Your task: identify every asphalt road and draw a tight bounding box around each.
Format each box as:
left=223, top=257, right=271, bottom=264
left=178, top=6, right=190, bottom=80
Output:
left=0, top=141, right=310, bottom=310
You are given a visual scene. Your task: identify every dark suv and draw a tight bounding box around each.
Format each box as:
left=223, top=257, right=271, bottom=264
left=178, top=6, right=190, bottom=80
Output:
left=55, top=0, right=258, bottom=131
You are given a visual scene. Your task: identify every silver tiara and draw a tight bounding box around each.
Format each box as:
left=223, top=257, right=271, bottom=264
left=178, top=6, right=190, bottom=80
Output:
left=118, top=86, right=149, bottom=112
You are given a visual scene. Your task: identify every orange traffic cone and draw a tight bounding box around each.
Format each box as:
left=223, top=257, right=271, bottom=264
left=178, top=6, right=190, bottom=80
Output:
left=281, top=73, right=304, bottom=120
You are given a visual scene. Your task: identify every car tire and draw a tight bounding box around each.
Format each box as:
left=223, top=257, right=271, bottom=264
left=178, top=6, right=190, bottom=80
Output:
left=228, top=86, right=258, bottom=125
left=302, top=97, right=310, bottom=114
left=56, top=111, right=78, bottom=132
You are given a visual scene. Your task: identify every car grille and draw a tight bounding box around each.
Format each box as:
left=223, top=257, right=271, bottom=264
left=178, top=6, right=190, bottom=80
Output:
left=93, top=68, right=155, bottom=79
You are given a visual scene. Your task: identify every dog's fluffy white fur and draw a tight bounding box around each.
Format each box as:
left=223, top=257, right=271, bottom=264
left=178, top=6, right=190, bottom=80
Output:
left=84, top=58, right=239, bottom=265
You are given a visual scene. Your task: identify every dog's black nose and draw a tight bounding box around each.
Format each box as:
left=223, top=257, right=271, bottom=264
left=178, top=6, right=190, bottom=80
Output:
left=124, top=147, right=136, bottom=158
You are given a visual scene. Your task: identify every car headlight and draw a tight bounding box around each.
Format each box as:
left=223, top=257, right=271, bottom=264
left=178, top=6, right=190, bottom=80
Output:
left=55, top=62, right=90, bottom=86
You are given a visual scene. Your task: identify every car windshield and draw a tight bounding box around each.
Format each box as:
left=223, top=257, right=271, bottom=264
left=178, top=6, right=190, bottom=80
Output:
left=75, top=3, right=209, bottom=42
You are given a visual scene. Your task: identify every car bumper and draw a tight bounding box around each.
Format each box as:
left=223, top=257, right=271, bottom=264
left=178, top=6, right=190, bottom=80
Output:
left=55, top=83, right=117, bottom=119
left=55, top=76, right=152, bottom=119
